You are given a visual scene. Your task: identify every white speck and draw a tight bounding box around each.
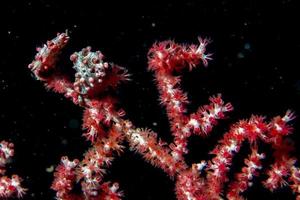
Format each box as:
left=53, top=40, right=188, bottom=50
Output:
left=46, top=165, right=54, bottom=173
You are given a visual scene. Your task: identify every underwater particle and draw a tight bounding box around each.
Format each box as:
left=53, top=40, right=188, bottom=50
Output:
left=68, top=119, right=79, bottom=129
left=46, top=165, right=54, bottom=173
left=244, top=43, right=251, bottom=50
left=61, top=138, right=68, bottom=145
left=237, top=52, right=245, bottom=59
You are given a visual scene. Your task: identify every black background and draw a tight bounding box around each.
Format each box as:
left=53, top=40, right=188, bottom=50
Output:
left=1, top=0, right=300, bottom=199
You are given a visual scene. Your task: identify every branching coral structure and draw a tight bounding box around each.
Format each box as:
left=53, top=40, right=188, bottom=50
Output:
left=28, top=32, right=300, bottom=200
left=0, top=140, right=26, bottom=198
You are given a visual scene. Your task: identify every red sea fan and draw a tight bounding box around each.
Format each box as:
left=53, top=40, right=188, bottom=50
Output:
left=27, top=32, right=300, bottom=200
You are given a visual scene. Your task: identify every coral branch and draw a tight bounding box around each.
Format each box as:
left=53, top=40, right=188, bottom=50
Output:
left=0, top=140, right=26, bottom=198
left=226, top=147, right=265, bottom=200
